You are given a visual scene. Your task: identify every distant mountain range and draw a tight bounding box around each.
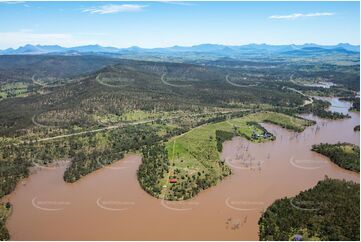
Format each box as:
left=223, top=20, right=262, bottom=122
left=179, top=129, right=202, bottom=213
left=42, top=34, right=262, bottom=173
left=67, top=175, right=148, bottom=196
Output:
left=0, top=43, right=359, bottom=57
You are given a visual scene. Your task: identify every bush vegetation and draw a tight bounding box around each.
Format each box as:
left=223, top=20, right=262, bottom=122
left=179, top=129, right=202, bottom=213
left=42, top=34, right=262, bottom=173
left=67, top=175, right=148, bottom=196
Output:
left=312, top=142, right=359, bottom=172
left=259, top=178, right=360, bottom=241
left=137, top=143, right=170, bottom=197
left=0, top=202, right=11, bottom=240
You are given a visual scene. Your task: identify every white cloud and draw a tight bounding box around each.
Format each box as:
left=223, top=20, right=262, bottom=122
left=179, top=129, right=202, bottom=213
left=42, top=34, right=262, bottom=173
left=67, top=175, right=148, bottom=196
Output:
left=159, top=1, right=195, bottom=6
left=1, top=1, right=29, bottom=7
left=269, top=12, right=334, bottom=20
left=0, top=1, right=26, bottom=4
left=82, top=4, right=146, bottom=14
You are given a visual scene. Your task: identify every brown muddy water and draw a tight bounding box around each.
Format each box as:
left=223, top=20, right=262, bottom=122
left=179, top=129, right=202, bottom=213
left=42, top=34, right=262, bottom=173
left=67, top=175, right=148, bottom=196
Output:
left=4, top=98, right=360, bottom=240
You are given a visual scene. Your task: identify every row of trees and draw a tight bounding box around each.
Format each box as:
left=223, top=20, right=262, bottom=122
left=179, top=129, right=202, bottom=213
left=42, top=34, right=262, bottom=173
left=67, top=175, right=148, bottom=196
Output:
left=63, top=149, right=124, bottom=183
left=272, top=99, right=351, bottom=121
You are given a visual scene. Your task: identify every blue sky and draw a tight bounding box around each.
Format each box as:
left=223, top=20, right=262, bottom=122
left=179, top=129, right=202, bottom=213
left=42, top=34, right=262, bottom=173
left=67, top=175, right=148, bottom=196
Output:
left=0, top=1, right=359, bottom=49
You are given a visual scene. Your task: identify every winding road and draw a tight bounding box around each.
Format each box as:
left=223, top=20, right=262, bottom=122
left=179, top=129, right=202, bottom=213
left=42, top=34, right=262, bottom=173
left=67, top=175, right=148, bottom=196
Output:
left=28, top=70, right=318, bottom=144
left=161, top=73, right=191, bottom=87
left=30, top=110, right=249, bottom=143
left=225, top=74, right=257, bottom=87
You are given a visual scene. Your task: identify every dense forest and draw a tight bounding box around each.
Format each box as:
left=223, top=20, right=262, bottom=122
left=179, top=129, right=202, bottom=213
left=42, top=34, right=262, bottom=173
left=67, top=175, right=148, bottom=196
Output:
left=312, top=143, right=360, bottom=172
left=0, top=55, right=120, bottom=83
left=259, top=178, right=360, bottom=241
left=0, top=56, right=358, bottom=137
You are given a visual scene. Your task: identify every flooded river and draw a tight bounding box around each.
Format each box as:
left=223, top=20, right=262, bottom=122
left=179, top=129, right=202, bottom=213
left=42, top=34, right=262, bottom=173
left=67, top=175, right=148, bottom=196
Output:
left=5, top=98, right=360, bottom=240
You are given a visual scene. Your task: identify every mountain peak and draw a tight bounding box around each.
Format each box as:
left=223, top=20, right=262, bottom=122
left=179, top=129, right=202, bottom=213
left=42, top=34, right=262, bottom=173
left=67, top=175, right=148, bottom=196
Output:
left=0, top=43, right=359, bottom=55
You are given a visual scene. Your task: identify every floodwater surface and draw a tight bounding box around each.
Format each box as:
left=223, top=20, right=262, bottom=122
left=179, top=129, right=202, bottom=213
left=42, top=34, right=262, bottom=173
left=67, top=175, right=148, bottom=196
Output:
left=5, top=98, right=360, bottom=240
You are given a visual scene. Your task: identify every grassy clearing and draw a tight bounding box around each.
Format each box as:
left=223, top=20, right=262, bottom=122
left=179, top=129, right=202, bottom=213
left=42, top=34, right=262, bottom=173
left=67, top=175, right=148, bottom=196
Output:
left=93, top=110, right=156, bottom=124
left=94, top=110, right=222, bottom=125
left=160, top=111, right=312, bottom=200
left=0, top=82, right=29, bottom=99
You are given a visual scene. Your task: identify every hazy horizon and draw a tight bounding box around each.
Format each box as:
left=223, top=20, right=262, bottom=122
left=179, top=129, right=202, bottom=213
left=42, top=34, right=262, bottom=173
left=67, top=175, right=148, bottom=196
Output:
left=0, top=1, right=359, bottom=49
left=2, top=42, right=360, bottom=51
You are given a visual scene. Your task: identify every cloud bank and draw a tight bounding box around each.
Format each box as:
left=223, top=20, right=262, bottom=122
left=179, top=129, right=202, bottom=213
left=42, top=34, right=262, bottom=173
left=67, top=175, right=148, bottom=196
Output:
left=83, top=4, right=146, bottom=14
left=269, top=12, right=334, bottom=20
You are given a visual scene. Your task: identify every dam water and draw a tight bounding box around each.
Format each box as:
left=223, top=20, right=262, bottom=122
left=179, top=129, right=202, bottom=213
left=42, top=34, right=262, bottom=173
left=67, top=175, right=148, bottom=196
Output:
left=5, top=98, right=359, bottom=240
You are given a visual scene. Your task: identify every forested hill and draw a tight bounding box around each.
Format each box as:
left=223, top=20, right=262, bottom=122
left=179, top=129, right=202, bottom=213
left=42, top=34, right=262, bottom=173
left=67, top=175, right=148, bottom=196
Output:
left=0, top=58, right=309, bottom=136
left=0, top=55, right=121, bottom=83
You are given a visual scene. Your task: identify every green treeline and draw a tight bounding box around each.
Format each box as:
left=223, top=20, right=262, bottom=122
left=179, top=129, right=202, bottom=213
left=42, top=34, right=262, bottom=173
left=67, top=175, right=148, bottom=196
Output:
left=63, top=149, right=124, bottom=182
left=272, top=99, right=351, bottom=120
left=0, top=158, right=30, bottom=199
left=137, top=143, right=170, bottom=197
left=312, top=142, right=360, bottom=172
left=0, top=221, right=9, bottom=241
left=0, top=124, right=170, bottom=199
left=0, top=203, right=11, bottom=240
left=215, top=130, right=236, bottom=152
left=63, top=125, right=164, bottom=182
left=298, top=99, right=350, bottom=119
left=259, top=178, right=360, bottom=241
left=264, top=118, right=309, bottom=132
